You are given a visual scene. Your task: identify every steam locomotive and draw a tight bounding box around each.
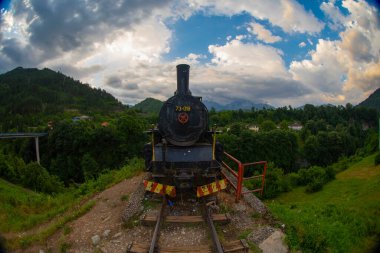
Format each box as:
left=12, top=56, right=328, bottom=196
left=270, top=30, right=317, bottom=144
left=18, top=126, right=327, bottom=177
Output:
left=144, top=64, right=224, bottom=197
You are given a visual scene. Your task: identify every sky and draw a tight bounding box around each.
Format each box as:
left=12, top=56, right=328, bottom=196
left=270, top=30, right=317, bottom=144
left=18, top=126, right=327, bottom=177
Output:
left=0, top=0, right=379, bottom=107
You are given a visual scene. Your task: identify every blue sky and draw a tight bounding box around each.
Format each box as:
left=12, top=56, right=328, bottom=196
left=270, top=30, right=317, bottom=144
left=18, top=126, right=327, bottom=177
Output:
left=0, top=0, right=11, bottom=10
left=0, top=0, right=379, bottom=107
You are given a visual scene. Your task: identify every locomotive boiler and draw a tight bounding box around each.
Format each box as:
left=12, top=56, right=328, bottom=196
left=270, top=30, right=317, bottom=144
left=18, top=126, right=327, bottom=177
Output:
left=144, top=64, right=224, bottom=197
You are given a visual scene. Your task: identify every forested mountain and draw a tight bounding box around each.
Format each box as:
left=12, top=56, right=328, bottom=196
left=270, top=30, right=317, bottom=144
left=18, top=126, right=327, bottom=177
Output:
left=0, top=67, right=125, bottom=131
left=0, top=67, right=124, bottom=115
left=358, top=88, right=380, bottom=112
left=133, top=97, right=273, bottom=113
left=203, top=99, right=274, bottom=111
left=134, top=97, right=163, bottom=113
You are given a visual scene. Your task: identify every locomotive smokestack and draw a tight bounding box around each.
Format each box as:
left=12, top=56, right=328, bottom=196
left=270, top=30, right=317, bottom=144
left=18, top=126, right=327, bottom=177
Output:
left=175, top=64, right=191, bottom=95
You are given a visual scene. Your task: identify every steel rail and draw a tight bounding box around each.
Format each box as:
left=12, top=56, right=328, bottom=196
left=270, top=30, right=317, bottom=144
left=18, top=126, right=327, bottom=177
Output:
left=204, top=202, right=224, bottom=253
left=149, top=196, right=166, bottom=253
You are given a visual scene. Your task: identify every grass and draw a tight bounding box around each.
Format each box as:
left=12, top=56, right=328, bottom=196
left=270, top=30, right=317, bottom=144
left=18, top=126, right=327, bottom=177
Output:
left=0, top=179, right=75, bottom=232
left=15, top=200, right=95, bottom=248
left=0, top=158, right=144, bottom=249
left=121, top=194, right=129, bottom=201
left=266, top=154, right=380, bottom=253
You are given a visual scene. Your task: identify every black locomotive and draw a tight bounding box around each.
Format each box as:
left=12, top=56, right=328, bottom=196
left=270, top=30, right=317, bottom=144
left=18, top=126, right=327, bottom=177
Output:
left=144, top=64, right=223, bottom=195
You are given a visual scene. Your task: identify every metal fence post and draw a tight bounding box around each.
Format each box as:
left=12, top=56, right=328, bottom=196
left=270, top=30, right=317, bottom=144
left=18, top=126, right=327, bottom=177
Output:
left=236, top=162, right=243, bottom=202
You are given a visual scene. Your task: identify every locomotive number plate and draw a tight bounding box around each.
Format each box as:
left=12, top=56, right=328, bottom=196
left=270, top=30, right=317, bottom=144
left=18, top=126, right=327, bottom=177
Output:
left=175, top=105, right=191, bottom=112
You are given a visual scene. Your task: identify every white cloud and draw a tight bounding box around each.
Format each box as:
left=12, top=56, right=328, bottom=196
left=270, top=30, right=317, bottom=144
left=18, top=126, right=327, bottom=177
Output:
left=0, top=0, right=378, bottom=107
left=320, top=0, right=347, bottom=30
left=189, top=0, right=324, bottom=34
left=184, top=53, right=207, bottom=63
left=208, top=38, right=288, bottom=78
left=247, top=22, right=282, bottom=43
left=290, top=0, right=380, bottom=105
left=298, top=41, right=306, bottom=48
left=187, top=39, right=310, bottom=105
left=290, top=39, right=346, bottom=94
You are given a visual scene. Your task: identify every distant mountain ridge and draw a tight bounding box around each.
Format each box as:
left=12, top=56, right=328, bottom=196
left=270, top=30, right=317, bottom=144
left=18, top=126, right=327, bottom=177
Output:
left=203, top=99, right=274, bottom=111
left=0, top=67, right=125, bottom=116
left=133, top=97, right=273, bottom=114
left=133, top=98, right=163, bottom=114
left=358, top=88, right=380, bottom=112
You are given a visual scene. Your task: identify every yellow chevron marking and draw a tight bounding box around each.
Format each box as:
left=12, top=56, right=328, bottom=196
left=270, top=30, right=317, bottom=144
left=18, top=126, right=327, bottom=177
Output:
left=219, top=179, right=227, bottom=189
left=154, top=183, right=163, bottom=194
left=197, top=179, right=227, bottom=198
left=145, top=181, right=153, bottom=191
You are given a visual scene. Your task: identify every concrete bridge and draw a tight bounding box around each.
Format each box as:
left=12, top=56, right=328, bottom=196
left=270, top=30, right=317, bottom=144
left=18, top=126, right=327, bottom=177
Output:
left=0, top=132, right=48, bottom=164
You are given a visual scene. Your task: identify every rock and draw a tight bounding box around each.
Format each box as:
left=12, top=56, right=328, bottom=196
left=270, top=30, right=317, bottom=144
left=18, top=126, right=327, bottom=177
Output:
left=259, top=230, right=288, bottom=253
left=39, top=250, right=45, bottom=253
left=103, top=229, right=111, bottom=238
left=91, top=235, right=101, bottom=245
left=122, top=175, right=148, bottom=222
left=113, top=232, right=122, bottom=238
left=247, top=226, right=275, bottom=244
left=233, top=203, right=247, bottom=211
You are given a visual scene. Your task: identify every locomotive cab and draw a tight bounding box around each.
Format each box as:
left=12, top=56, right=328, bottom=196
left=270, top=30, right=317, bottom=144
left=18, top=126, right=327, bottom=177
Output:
left=144, top=64, right=224, bottom=196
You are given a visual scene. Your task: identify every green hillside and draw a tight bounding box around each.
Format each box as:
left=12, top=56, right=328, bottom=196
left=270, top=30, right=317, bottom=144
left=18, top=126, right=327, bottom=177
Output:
left=0, top=178, right=73, bottom=233
left=0, top=160, right=143, bottom=249
left=0, top=67, right=125, bottom=130
left=134, top=97, right=163, bottom=114
left=267, top=154, right=380, bottom=253
left=358, top=88, right=380, bottom=112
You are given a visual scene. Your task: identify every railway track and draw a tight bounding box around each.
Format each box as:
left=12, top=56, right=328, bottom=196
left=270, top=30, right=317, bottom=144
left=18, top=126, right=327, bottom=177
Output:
left=126, top=196, right=249, bottom=253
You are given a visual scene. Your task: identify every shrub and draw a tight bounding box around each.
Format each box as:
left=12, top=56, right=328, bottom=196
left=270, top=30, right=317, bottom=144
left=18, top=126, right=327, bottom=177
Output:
left=288, top=172, right=301, bottom=187
left=324, top=166, right=335, bottom=181
left=297, top=166, right=331, bottom=193
left=94, top=172, right=114, bottom=191
left=0, top=154, right=25, bottom=183
left=263, top=163, right=291, bottom=198
left=375, top=152, right=380, bottom=165
left=19, top=162, right=64, bottom=193
left=0, top=157, right=16, bottom=181
left=298, top=166, right=325, bottom=185
left=306, top=177, right=324, bottom=193
left=81, top=153, right=100, bottom=180
left=331, top=157, right=349, bottom=173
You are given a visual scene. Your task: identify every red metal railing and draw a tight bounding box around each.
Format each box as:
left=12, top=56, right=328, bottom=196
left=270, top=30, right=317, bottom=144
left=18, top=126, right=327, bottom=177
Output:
left=221, top=152, right=268, bottom=202
left=221, top=152, right=243, bottom=199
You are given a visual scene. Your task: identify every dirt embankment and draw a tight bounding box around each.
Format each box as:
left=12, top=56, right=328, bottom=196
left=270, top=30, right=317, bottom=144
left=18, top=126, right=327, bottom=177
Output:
left=15, top=173, right=288, bottom=253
